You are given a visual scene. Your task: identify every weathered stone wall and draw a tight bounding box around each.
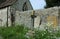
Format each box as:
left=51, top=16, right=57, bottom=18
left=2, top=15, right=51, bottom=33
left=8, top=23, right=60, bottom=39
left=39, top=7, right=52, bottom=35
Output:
left=0, top=7, right=11, bottom=27
left=15, top=10, right=33, bottom=28
left=0, top=6, right=59, bottom=28
left=0, top=8, right=7, bottom=26
left=15, top=7, right=59, bottom=28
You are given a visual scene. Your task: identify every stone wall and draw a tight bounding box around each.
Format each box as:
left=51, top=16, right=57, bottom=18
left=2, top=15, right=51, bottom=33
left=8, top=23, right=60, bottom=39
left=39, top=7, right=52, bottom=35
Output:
left=15, top=7, right=59, bottom=28
left=0, top=6, right=59, bottom=28
left=0, top=7, right=11, bottom=27
left=15, top=10, right=33, bottom=28
left=0, top=8, right=7, bottom=26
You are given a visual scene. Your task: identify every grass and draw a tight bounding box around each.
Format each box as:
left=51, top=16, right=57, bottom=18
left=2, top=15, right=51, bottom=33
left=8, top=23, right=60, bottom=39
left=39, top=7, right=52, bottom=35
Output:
left=0, top=25, right=60, bottom=39
left=0, top=25, right=29, bottom=39
left=34, top=29, right=56, bottom=39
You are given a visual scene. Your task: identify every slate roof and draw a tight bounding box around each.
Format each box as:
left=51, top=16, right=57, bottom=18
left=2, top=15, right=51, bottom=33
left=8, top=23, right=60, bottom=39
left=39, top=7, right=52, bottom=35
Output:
left=0, top=0, right=17, bottom=9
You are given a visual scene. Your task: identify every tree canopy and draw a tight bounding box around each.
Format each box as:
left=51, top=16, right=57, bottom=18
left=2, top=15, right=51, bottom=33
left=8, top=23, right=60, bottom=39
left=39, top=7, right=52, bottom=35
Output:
left=45, top=0, right=60, bottom=8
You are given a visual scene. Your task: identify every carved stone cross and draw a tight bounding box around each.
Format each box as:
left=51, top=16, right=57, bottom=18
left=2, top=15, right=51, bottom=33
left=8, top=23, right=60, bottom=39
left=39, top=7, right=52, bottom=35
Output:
left=31, top=11, right=36, bottom=28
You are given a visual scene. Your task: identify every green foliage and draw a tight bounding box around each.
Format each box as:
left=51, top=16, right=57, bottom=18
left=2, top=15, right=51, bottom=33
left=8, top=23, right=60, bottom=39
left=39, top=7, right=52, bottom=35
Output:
left=0, top=25, right=28, bottom=39
left=55, top=30, right=60, bottom=37
left=34, top=29, right=56, bottom=39
left=0, top=25, right=60, bottom=39
left=45, top=0, right=60, bottom=8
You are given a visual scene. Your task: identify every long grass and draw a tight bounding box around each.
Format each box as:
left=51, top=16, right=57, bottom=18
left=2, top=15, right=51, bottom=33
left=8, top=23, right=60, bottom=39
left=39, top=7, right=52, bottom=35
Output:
left=0, top=25, right=60, bottom=39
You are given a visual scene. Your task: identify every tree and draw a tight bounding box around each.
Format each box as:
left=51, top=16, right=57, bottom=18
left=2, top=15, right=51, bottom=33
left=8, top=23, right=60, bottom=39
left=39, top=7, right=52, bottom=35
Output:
left=45, top=0, right=60, bottom=8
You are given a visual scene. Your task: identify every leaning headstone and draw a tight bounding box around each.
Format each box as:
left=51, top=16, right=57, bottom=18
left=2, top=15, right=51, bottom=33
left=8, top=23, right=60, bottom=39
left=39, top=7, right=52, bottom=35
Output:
left=34, top=16, right=41, bottom=28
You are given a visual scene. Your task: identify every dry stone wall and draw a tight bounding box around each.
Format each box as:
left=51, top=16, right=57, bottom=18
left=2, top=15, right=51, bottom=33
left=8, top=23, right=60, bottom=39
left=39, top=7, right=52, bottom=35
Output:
left=0, top=6, right=59, bottom=28
left=15, top=7, right=59, bottom=28
left=15, top=11, right=33, bottom=28
left=0, top=7, right=11, bottom=27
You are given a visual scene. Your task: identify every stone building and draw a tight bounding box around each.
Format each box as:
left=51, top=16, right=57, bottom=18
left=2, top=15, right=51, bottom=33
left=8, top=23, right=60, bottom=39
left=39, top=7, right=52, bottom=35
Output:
left=11, top=0, right=33, bottom=11
left=0, top=0, right=33, bottom=26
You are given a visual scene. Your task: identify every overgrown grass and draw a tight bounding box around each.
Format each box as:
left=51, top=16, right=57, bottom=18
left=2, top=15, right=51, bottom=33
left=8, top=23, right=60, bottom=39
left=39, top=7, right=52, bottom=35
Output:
left=0, top=25, right=60, bottom=39
left=34, top=29, right=56, bottom=39
left=0, top=25, right=29, bottom=39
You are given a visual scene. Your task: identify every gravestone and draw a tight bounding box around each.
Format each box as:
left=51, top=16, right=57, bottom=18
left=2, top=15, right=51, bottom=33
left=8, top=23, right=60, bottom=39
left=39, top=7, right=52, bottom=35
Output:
left=34, top=16, right=41, bottom=28
left=47, top=16, right=58, bottom=28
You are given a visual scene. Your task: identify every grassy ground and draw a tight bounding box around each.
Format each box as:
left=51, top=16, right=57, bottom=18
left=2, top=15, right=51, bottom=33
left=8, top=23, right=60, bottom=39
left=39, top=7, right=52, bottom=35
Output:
left=0, top=25, right=60, bottom=39
left=0, top=25, right=29, bottom=39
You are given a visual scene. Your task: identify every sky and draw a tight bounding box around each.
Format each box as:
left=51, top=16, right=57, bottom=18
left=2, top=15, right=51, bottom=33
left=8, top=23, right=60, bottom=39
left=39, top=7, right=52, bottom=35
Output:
left=29, top=0, right=46, bottom=10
